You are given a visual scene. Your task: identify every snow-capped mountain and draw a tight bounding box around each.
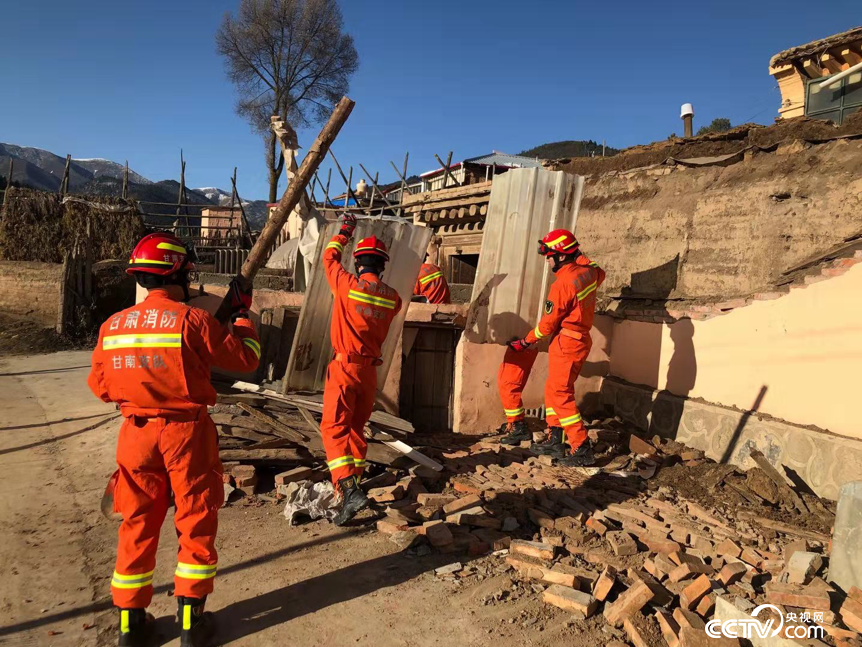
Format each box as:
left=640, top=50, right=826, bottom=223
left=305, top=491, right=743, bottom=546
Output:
left=195, top=187, right=269, bottom=228
left=73, top=158, right=152, bottom=185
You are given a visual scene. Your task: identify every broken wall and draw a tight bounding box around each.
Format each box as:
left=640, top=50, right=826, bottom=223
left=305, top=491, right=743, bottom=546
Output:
left=0, top=261, right=64, bottom=327
left=560, top=137, right=862, bottom=303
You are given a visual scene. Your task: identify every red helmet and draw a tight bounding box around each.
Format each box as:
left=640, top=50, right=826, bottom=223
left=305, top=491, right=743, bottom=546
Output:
left=538, top=229, right=579, bottom=257
left=126, top=232, right=196, bottom=276
left=353, top=235, right=390, bottom=262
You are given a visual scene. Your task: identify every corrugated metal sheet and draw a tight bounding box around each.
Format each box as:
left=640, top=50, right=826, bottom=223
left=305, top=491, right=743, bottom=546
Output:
left=281, top=217, right=432, bottom=393
left=466, top=167, right=584, bottom=345
left=464, top=152, right=544, bottom=167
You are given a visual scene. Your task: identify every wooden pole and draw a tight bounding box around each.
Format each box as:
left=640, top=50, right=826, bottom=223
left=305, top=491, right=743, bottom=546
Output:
left=230, top=169, right=253, bottom=247
left=212, top=96, right=355, bottom=324
left=60, top=154, right=71, bottom=196
left=2, top=158, right=12, bottom=208
left=122, top=160, right=129, bottom=199
left=314, top=171, right=334, bottom=207
left=358, top=163, right=394, bottom=207
left=327, top=150, right=362, bottom=209
left=434, top=151, right=461, bottom=188
left=324, top=169, right=332, bottom=205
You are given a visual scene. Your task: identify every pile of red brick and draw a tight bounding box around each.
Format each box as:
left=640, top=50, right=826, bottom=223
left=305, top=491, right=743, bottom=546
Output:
left=368, top=426, right=859, bottom=646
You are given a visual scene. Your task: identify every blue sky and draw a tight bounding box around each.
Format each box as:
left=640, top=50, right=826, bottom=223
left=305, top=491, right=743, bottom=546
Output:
left=1, top=1, right=857, bottom=199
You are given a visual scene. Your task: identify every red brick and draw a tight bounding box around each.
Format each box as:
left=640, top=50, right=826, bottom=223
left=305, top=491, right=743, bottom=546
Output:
left=623, top=613, right=663, bottom=647
left=416, top=493, right=457, bottom=507
left=376, top=518, right=409, bottom=535
left=528, top=507, right=555, bottom=529
left=442, top=493, right=482, bottom=515
left=840, top=596, right=862, bottom=633
left=653, top=553, right=678, bottom=577
left=452, top=479, right=482, bottom=496
left=719, top=561, right=748, bottom=586
left=274, top=466, right=313, bottom=485
left=367, top=484, right=404, bottom=503
left=604, top=581, right=655, bottom=626
left=629, top=434, right=658, bottom=456
left=586, top=516, right=609, bottom=536
left=680, top=575, right=712, bottom=610
left=607, top=531, right=638, bottom=556
left=655, top=610, right=680, bottom=647
left=643, top=558, right=664, bottom=581
left=766, top=582, right=831, bottom=610
left=739, top=547, right=763, bottom=569
left=640, top=534, right=682, bottom=555
left=510, top=539, right=557, bottom=561
left=628, top=569, right=674, bottom=607
left=668, top=561, right=713, bottom=583
left=696, top=593, right=715, bottom=617
left=422, top=520, right=453, bottom=547
left=592, top=565, right=617, bottom=601
left=234, top=474, right=258, bottom=488
left=543, top=585, right=598, bottom=617
left=231, top=464, right=256, bottom=479
left=850, top=586, right=862, bottom=604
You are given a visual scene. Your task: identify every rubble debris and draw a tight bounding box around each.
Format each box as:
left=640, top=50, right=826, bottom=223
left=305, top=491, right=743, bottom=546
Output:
left=281, top=480, right=338, bottom=525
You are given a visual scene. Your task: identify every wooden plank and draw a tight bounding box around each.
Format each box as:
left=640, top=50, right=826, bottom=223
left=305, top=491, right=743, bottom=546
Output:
left=749, top=449, right=809, bottom=514
left=256, top=309, right=275, bottom=382
left=401, top=180, right=492, bottom=207
left=236, top=402, right=309, bottom=442
left=738, top=513, right=830, bottom=543
left=404, top=193, right=490, bottom=214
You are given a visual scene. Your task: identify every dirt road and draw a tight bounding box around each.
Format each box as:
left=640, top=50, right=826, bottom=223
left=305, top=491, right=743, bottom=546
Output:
left=0, top=351, right=599, bottom=647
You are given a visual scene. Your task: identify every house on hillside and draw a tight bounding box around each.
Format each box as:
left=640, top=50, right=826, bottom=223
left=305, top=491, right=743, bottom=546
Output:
left=770, top=26, right=862, bottom=124
left=414, top=151, right=543, bottom=194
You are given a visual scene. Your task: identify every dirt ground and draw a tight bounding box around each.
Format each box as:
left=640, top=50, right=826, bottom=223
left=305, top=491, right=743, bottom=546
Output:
left=0, top=351, right=611, bottom=647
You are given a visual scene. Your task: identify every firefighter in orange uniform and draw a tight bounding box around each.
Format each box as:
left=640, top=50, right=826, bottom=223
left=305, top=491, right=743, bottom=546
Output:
left=497, top=344, right=539, bottom=444
left=505, top=229, right=604, bottom=466
left=413, top=260, right=451, bottom=304
left=88, top=233, right=259, bottom=647
left=321, top=213, right=402, bottom=525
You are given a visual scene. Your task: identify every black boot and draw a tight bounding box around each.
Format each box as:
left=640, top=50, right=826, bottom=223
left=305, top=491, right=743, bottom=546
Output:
left=177, top=596, right=215, bottom=647
left=500, top=420, right=530, bottom=445
left=531, top=426, right=566, bottom=458
left=558, top=442, right=596, bottom=467
left=117, top=608, right=154, bottom=647
left=334, top=475, right=370, bottom=526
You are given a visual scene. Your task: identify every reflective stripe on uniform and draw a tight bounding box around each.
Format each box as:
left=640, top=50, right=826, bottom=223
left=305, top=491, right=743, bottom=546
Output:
left=157, top=242, right=187, bottom=254
left=327, top=241, right=344, bottom=252
left=111, top=569, right=155, bottom=589
left=131, top=257, right=173, bottom=265
left=559, top=413, right=582, bottom=427
left=175, top=562, right=217, bottom=580
left=533, top=326, right=545, bottom=339
left=504, top=407, right=524, bottom=416
left=419, top=271, right=443, bottom=285
left=354, top=458, right=366, bottom=468
left=327, top=455, right=354, bottom=471
left=183, top=604, right=192, bottom=630
left=545, top=407, right=556, bottom=416
left=577, top=281, right=598, bottom=301
left=589, top=261, right=599, bottom=267
left=243, top=337, right=261, bottom=359
left=103, top=333, right=182, bottom=350
left=121, top=610, right=130, bottom=634
left=348, top=290, right=396, bottom=309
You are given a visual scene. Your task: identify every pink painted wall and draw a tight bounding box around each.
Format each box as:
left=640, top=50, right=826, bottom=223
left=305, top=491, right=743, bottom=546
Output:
left=609, top=263, right=862, bottom=441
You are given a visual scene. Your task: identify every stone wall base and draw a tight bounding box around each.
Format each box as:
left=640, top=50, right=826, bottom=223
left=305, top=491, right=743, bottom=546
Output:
left=601, top=377, right=862, bottom=500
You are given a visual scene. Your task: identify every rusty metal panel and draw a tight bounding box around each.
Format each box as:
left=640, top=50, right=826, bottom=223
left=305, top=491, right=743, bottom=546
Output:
left=467, top=168, right=584, bottom=345
left=282, top=217, right=432, bottom=393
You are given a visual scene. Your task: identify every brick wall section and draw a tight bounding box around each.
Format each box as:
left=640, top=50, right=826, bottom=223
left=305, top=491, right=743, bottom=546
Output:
left=0, top=261, right=63, bottom=327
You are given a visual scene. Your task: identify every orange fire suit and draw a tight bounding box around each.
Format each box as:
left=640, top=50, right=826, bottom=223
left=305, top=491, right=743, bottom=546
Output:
left=413, top=263, right=451, bottom=304
left=525, top=255, right=604, bottom=451
left=321, top=234, right=402, bottom=486
left=497, top=345, right=539, bottom=423
left=87, top=288, right=260, bottom=609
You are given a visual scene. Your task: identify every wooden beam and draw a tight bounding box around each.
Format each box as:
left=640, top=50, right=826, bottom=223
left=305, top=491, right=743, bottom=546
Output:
left=401, top=180, right=492, bottom=207
left=821, top=53, right=845, bottom=74
left=839, top=47, right=862, bottom=67
left=236, top=402, right=309, bottom=442
left=213, top=96, right=355, bottom=324
left=802, top=59, right=826, bottom=79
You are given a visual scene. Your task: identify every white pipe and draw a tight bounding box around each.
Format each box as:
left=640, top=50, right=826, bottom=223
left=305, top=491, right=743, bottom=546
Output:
left=815, top=60, right=862, bottom=89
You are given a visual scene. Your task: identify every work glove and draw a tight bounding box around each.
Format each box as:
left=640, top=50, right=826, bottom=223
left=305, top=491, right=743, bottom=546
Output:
left=508, top=338, right=532, bottom=353
left=228, top=277, right=253, bottom=319
left=339, top=213, right=357, bottom=238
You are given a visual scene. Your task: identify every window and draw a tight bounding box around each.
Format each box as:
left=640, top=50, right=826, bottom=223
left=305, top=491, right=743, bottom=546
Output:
left=448, top=254, right=479, bottom=284
left=806, top=71, right=862, bottom=125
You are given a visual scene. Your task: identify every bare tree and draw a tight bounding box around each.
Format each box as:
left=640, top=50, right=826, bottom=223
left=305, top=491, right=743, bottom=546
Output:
left=216, top=0, right=358, bottom=202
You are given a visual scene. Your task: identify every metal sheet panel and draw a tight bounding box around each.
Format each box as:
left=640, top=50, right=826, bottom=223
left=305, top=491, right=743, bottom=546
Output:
left=467, top=168, right=584, bottom=345
left=282, top=217, right=432, bottom=393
